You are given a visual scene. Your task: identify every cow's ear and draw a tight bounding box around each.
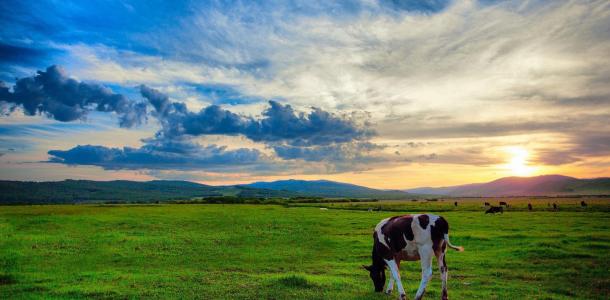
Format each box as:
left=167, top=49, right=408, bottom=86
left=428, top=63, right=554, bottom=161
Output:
left=363, top=265, right=373, bottom=271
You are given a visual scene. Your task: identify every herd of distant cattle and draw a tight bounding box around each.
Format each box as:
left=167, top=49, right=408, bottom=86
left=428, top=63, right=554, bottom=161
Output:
left=481, top=200, right=588, bottom=214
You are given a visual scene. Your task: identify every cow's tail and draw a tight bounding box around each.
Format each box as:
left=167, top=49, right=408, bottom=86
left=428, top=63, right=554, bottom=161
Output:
left=444, top=233, right=464, bottom=252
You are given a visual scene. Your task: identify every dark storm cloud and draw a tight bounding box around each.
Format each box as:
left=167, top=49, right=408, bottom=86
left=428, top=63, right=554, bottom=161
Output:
left=48, top=139, right=263, bottom=170
left=140, top=85, right=374, bottom=146
left=0, top=65, right=147, bottom=127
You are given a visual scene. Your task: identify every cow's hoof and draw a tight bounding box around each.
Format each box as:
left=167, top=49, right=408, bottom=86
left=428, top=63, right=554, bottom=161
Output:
left=385, top=290, right=393, bottom=295
left=399, top=294, right=407, bottom=300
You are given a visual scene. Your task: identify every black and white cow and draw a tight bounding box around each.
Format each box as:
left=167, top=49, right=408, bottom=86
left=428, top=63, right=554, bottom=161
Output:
left=364, top=214, right=463, bottom=300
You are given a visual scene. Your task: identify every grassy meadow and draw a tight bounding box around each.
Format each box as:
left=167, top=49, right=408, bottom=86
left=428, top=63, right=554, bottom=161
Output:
left=1, top=201, right=609, bottom=299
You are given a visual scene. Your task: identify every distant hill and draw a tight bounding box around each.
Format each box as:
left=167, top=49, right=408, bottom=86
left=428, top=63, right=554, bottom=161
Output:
left=242, top=179, right=414, bottom=199
left=0, top=180, right=296, bottom=204
left=406, top=175, right=610, bottom=197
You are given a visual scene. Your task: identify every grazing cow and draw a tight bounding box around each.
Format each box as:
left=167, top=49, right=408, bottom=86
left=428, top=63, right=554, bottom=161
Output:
left=364, top=214, right=463, bottom=300
left=499, top=201, right=508, bottom=206
left=485, top=206, right=503, bottom=214
left=528, top=203, right=532, bottom=211
left=454, top=201, right=458, bottom=207
left=484, top=202, right=490, bottom=206
left=581, top=201, right=587, bottom=208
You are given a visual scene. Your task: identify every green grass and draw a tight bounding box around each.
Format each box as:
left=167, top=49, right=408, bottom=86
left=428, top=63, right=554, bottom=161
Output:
left=1, top=204, right=608, bottom=299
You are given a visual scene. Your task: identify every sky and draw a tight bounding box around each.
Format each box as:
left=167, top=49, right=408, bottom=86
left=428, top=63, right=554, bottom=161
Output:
left=0, top=0, right=609, bottom=189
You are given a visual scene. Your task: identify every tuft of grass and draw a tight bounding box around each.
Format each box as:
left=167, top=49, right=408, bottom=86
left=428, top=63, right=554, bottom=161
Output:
left=276, top=274, right=314, bottom=288
left=0, top=274, right=16, bottom=285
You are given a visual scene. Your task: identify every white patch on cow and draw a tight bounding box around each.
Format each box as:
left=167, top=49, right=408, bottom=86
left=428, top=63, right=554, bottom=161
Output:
left=375, top=217, right=391, bottom=248
left=401, top=234, right=419, bottom=257
left=384, top=259, right=406, bottom=298
left=412, top=214, right=435, bottom=247
left=415, top=247, right=434, bottom=300
left=428, top=214, right=440, bottom=225
left=385, top=277, right=394, bottom=294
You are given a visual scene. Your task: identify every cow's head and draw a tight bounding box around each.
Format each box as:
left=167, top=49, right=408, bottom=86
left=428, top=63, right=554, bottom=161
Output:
left=363, top=264, right=385, bottom=292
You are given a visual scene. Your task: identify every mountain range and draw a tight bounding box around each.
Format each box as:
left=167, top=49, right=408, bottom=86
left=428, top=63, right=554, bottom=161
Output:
left=1, top=174, right=609, bottom=204
left=0, top=178, right=413, bottom=204
left=405, top=175, right=610, bottom=197
left=242, top=179, right=412, bottom=199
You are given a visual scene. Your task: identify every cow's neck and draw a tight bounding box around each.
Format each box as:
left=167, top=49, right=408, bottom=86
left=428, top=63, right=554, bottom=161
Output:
left=371, top=244, right=386, bottom=270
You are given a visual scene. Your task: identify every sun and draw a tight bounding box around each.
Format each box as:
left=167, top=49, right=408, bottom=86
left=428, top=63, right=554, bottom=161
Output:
left=505, top=147, right=537, bottom=176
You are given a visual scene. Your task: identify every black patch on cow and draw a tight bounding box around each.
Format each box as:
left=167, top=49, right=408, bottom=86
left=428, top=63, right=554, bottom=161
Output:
left=381, top=215, right=414, bottom=253
left=431, top=217, right=448, bottom=252
left=418, top=214, right=429, bottom=229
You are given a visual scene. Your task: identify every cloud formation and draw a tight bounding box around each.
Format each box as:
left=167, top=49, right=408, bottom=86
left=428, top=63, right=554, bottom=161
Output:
left=0, top=65, right=378, bottom=171
left=48, top=139, right=263, bottom=171
left=0, top=65, right=147, bottom=127
left=1, top=66, right=378, bottom=170
left=273, top=142, right=382, bottom=162
left=140, top=85, right=374, bottom=146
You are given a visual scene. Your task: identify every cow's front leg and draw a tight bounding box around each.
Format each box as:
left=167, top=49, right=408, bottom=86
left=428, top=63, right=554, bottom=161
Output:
left=385, top=258, right=401, bottom=295
left=384, top=259, right=406, bottom=300
left=385, top=277, right=395, bottom=295
left=414, top=248, right=433, bottom=300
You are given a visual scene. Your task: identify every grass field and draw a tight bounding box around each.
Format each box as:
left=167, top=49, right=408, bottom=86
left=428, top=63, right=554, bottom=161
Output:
left=1, top=202, right=609, bottom=299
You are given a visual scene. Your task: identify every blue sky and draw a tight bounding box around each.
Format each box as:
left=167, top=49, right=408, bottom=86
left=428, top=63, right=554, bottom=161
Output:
left=1, top=0, right=609, bottom=188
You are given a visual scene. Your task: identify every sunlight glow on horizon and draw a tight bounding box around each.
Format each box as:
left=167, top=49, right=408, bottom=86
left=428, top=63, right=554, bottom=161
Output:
left=504, top=147, right=537, bottom=177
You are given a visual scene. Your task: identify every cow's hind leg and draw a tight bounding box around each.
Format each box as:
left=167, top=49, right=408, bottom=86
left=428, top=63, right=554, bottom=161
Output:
left=414, top=248, right=433, bottom=300
left=436, top=247, right=448, bottom=300
left=384, top=259, right=406, bottom=300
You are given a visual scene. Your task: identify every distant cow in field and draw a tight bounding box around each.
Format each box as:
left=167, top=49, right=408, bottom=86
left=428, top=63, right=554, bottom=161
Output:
left=581, top=201, right=587, bottom=208
left=364, top=214, right=463, bottom=300
left=553, top=203, right=558, bottom=210
left=499, top=201, right=508, bottom=206
left=454, top=201, right=458, bottom=207
left=528, top=203, right=532, bottom=211
left=484, top=202, right=490, bottom=206
left=485, top=206, right=503, bottom=214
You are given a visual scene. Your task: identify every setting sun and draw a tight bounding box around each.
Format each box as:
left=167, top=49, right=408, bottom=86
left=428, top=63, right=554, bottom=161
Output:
left=505, top=147, right=537, bottom=176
